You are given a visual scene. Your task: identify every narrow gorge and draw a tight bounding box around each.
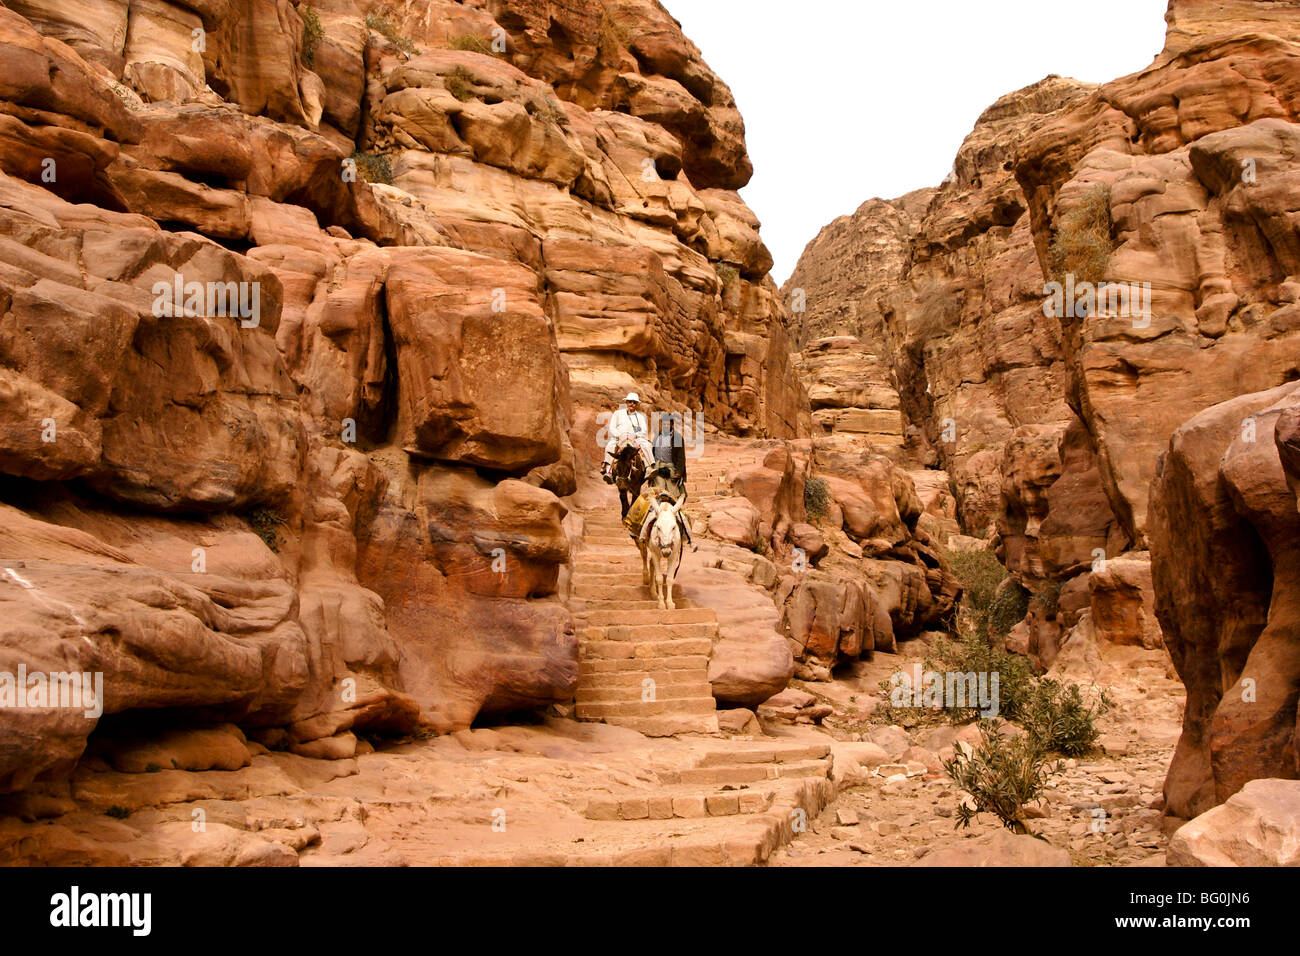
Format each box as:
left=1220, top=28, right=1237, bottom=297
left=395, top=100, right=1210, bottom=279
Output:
left=0, top=0, right=1296, bottom=871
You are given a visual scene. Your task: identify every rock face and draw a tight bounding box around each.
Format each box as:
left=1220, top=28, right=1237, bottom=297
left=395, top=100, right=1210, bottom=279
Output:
left=1151, top=382, right=1300, bottom=819
left=786, top=0, right=1300, bottom=812
left=788, top=76, right=1089, bottom=535
left=682, top=440, right=955, bottom=687
left=785, top=74, right=1135, bottom=672
left=797, top=337, right=905, bottom=453
left=0, top=0, right=805, bottom=793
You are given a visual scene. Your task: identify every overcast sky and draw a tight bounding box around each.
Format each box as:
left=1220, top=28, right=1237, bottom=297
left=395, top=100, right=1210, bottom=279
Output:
left=660, top=0, right=1170, bottom=284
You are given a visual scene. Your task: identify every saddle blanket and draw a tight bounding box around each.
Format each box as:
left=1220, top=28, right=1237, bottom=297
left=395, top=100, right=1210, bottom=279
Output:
left=623, top=494, right=653, bottom=535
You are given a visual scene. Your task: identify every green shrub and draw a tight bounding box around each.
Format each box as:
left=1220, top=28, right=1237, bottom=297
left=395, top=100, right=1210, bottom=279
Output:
left=350, top=151, right=393, bottom=185
left=987, top=579, right=1030, bottom=639
left=106, top=805, right=131, bottom=819
left=1034, top=579, right=1062, bottom=619
left=873, top=673, right=952, bottom=730
left=1048, top=184, right=1114, bottom=285
left=144, top=763, right=162, bottom=773
left=943, top=723, right=1061, bottom=834
left=301, top=6, right=323, bottom=67
left=804, top=476, right=831, bottom=522
left=446, top=66, right=476, bottom=102
left=365, top=12, right=418, bottom=55
left=944, top=548, right=1004, bottom=612
left=716, top=263, right=739, bottom=294
left=246, top=506, right=287, bottom=552
left=449, top=33, right=499, bottom=56
left=1021, top=679, right=1111, bottom=757
left=927, top=631, right=1109, bottom=755
left=930, top=630, right=1037, bottom=722
left=943, top=547, right=1029, bottom=640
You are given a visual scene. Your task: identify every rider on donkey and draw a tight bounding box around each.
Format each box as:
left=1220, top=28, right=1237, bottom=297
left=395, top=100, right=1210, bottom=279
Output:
left=643, top=411, right=694, bottom=549
left=601, top=392, right=653, bottom=481
left=652, top=411, right=688, bottom=486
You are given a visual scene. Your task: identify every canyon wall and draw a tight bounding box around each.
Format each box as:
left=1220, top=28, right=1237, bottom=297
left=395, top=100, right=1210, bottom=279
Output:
left=786, top=0, right=1300, bottom=817
left=0, top=0, right=808, bottom=792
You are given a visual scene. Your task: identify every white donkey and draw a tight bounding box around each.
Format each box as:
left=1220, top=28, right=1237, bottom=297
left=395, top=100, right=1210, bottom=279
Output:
left=638, top=498, right=684, bottom=610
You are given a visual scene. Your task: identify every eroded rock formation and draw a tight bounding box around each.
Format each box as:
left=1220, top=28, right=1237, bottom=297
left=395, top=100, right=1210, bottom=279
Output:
left=1151, top=382, right=1300, bottom=819
left=786, top=0, right=1300, bottom=814
left=0, top=0, right=808, bottom=794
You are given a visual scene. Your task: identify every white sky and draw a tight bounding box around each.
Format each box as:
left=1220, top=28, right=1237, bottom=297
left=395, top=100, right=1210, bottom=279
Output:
left=661, top=0, right=1171, bottom=284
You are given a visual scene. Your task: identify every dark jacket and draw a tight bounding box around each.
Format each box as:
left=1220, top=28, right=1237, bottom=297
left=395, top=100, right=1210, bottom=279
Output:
left=653, top=422, right=688, bottom=480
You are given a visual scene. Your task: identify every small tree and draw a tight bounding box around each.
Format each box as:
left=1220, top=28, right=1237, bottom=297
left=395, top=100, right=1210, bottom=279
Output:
left=943, top=724, right=1062, bottom=835
left=245, top=506, right=287, bottom=552
left=350, top=151, right=394, bottom=185
left=365, top=13, right=419, bottom=55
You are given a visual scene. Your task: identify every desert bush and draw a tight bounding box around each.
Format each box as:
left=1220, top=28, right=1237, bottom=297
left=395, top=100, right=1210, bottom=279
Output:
left=943, top=548, right=1004, bottom=612
left=716, top=262, right=739, bottom=294
left=301, top=6, right=323, bottom=67
left=1048, top=185, right=1114, bottom=285
left=987, top=578, right=1030, bottom=638
left=943, top=547, right=1029, bottom=640
left=365, top=12, right=418, bottom=55
left=1021, top=678, right=1111, bottom=757
left=929, top=629, right=1037, bottom=722
left=246, top=506, right=287, bottom=552
left=873, top=629, right=1035, bottom=729
left=446, top=66, right=476, bottom=102
left=449, top=33, right=497, bottom=55
left=350, top=151, right=393, bottom=185
left=106, top=805, right=131, bottom=819
left=944, top=723, right=1061, bottom=834
left=1033, top=579, right=1062, bottom=619
left=804, top=476, right=831, bottom=522
left=928, top=631, right=1109, bottom=754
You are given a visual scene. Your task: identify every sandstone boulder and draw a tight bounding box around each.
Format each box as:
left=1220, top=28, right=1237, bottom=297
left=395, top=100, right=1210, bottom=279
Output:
left=676, top=562, right=792, bottom=708
left=776, top=571, right=893, bottom=679
left=1168, top=778, right=1300, bottom=866
left=1151, top=382, right=1300, bottom=819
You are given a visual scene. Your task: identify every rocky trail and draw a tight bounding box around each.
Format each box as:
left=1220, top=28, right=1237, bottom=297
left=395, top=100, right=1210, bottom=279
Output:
left=1, top=0, right=1298, bottom=871
left=0, top=412, right=1204, bottom=868
left=571, top=495, right=721, bottom=737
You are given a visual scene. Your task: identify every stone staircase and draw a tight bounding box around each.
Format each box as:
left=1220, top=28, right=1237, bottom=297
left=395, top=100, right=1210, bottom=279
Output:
left=409, top=732, right=838, bottom=866
left=571, top=498, right=720, bottom=736
left=575, top=738, right=836, bottom=865
left=681, top=449, right=766, bottom=508
left=542, top=447, right=844, bottom=865
left=584, top=739, right=833, bottom=822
